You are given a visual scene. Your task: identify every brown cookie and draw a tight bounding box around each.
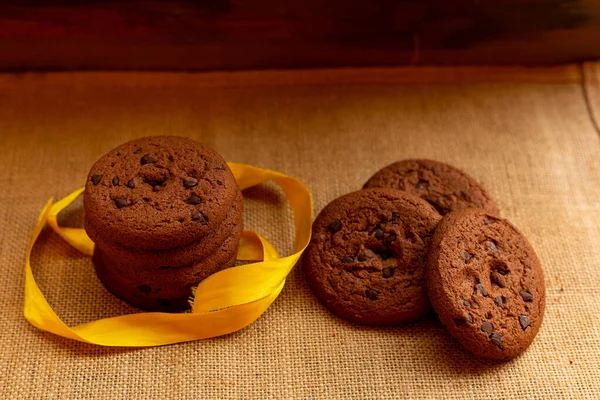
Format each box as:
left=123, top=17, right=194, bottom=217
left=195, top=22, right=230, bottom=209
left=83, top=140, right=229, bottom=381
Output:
left=363, top=159, right=499, bottom=216
left=84, top=136, right=240, bottom=250
left=93, top=222, right=242, bottom=312
left=426, top=209, right=545, bottom=361
left=87, top=191, right=242, bottom=270
left=303, top=188, right=442, bottom=325
left=94, top=251, right=238, bottom=312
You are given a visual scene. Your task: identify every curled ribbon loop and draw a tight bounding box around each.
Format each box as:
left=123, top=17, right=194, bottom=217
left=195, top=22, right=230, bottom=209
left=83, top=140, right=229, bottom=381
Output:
left=24, top=163, right=312, bottom=347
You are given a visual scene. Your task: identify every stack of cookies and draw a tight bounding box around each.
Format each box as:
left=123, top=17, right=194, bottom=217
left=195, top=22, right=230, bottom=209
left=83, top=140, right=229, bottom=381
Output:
left=84, top=136, right=243, bottom=312
left=304, top=159, right=545, bottom=361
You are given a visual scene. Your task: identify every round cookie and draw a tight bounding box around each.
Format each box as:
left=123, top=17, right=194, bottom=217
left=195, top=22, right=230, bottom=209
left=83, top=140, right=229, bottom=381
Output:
left=84, top=136, right=240, bottom=250
left=426, top=209, right=545, bottom=361
left=87, top=190, right=242, bottom=270
left=363, top=159, right=499, bottom=216
left=93, top=222, right=242, bottom=312
left=94, top=251, right=238, bottom=312
left=303, top=188, right=442, bottom=325
left=96, top=222, right=241, bottom=296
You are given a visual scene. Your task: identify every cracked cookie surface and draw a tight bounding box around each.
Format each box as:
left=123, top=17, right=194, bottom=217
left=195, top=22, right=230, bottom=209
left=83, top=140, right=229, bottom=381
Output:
left=303, top=188, right=442, bottom=325
left=426, top=209, right=545, bottom=361
left=84, top=136, right=239, bottom=249
left=363, top=159, right=499, bottom=215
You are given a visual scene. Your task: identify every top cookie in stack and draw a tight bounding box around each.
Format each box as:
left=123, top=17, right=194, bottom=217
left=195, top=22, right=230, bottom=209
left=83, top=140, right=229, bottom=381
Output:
left=84, top=136, right=242, bottom=312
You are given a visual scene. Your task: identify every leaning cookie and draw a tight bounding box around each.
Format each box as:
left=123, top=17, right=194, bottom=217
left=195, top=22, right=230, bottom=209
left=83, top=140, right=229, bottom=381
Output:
left=303, top=188, right=442, bottom=325
left=363, top=159, right=499, bottom=216
left=426, top=209, right=545, bottom=361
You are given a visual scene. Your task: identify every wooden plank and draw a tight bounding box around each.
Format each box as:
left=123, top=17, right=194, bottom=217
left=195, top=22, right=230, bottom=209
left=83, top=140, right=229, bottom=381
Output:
left=1, top=0, right=599, bottom=70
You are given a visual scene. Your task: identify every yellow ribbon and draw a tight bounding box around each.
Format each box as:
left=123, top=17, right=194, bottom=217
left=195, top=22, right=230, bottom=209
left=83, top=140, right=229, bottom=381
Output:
left=24, top=163, right=312, bottom=347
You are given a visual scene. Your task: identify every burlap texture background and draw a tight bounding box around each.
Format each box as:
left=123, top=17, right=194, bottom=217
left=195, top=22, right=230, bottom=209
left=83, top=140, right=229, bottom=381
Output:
left=1, top=64, right=599, bottom=399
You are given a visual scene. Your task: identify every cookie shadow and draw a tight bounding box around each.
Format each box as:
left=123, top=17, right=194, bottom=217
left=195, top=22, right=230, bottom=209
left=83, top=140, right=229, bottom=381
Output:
left=291, top=257, right=509, bottom=375
left=241, top=183, right=285, bottom=206
left=397, top=316, right=509, bottom=375
left=56, top=196, right=85, bottom=229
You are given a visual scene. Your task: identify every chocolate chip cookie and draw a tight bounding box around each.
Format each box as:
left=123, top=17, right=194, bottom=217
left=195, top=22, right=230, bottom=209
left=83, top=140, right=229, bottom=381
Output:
left=303, top=188, right=442, bottom=325
left=93, top=222, right=242, bottom=312
left=426, top=209, right=545, bottom=361
left=84, top=136, right=240, bottom=249
left=88, top=191, right=242, bottom=270
left=363, top=159, right=499, bottom=216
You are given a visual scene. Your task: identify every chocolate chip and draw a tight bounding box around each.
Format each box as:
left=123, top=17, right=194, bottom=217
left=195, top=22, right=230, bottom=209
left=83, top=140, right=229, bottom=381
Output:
left=379, top=251, right=393, bottom=260
left=476, top=283, right=488, bottom=297
left=328, top=220, right=343, bottom=233
left=145, top=176, right=166, bottom=187
left=490, top=333, right=504, bottom=349
left=493, top=265, right=509, bottom=275
left=183, top=179, right=198, bottom=189
left=488, top=241, right=498, bottom=254
left=192, top=211, right=208, bottom=225
left=391, top=212, right=400, bottom=224
left=520, top=290, right=533, bottom=302
left=91, top=174, right=102, bottom=185
left=383, top=233, right=396, bottom=247
left=463, top=300, right=472, bottom=307
left=494, top=296, right=504, bottom=307
left=416, top=180, right=428, bottom=189
left=114, top=198, right=132, bottom=208
left=126, top=178, right=135, bottom=189
left=357, top=252, right=367, bottom=262
left=366, top=289, right=379, bottom=300
left=341, top=256, right=354, bottom=264
left=484, top=218, right=496, bottom=225
left=467, top=314, right=473, bottom=324
left=373, top=227, right=384, bottom=240
left=382, top=267, right=395, bottom=278
left=519, top=315, right=531, bottom=330
left=112, top=176, right=120, bottom=186
left=216, top=180, right=223, bottom=186
left=133, top=148, right=142, bottom=154
left=185, top=195, right=201, bottom=205
left=481, top=321, right=493, bottom=334
left=490, top=271, right=506, bottom=288
left=157, top=299, right=172, bottom=307
left=137, top=285, right=151, bottom=294
left=140, top=154, right=157, bottom=165
left=463, top=251, right=474, bottom=263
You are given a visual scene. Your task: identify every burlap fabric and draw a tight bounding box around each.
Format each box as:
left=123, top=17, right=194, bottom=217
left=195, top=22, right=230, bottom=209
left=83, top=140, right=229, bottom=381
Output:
left=1, top=64, right=599, bottom=399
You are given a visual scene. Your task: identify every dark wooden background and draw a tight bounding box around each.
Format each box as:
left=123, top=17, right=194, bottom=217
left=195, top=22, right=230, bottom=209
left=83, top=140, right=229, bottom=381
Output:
left=1, top=0, right=599, bottom=71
